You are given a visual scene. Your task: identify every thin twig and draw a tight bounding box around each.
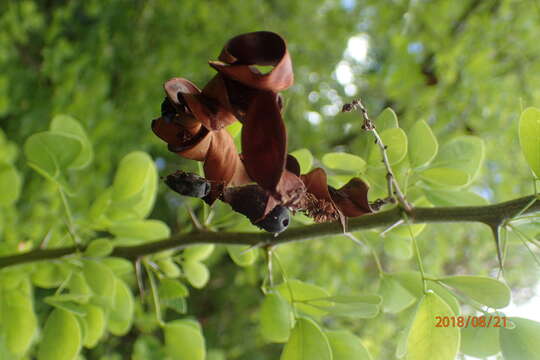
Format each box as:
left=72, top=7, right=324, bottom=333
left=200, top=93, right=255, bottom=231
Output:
left=342, top=99, right=411, bottom=211
left=184, top=204, right=203, bottom=230
left=135, top=258, right=146, bottom=301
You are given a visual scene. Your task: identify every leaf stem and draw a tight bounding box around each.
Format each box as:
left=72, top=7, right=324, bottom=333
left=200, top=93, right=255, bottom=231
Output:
left=144, top=260, right=164, bottom=326
left=342, top=99, right=411, bottom=211
left=404, top=213, right=427, bottom=293
left=59, top=187, right=79, bottom=245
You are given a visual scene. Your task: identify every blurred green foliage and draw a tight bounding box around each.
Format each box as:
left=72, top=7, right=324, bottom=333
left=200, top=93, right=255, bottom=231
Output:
left=1, top=0, right=539, bottom=359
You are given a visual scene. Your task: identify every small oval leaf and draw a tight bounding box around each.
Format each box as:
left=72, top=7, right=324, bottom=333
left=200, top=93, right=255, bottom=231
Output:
left=38, top=308, right=82, bottom=360
left=280, top=317, right=332, bottom=360
left=164, top=320, right=206, bottom=360
left=227, top=245, right=258, bottom=267
left=322, top=152, right=366, bottom=173
left=260, top=292, right=291, bottom=343
left=500, top=317, right=540, bottom=360
left=408, top=120, right=438, bottom=168
left=184, top=261, right=210, bottom=289
left=438, top=275, right=511, bottom=309
left=406, top=292, right=459, bottom=360
left=326, top=329, right=372, bottom=360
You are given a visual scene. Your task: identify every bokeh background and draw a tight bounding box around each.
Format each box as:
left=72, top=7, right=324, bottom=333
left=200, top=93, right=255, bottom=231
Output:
left=1, top=0, right=539, bottom=359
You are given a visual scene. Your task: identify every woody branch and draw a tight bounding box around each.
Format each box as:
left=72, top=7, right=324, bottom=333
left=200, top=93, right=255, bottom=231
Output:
left=0, top=194, right=537, bottom=269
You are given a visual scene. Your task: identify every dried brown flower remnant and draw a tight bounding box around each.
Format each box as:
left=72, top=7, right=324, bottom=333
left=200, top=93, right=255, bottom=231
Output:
left=151, top=31, right=373, bottom=232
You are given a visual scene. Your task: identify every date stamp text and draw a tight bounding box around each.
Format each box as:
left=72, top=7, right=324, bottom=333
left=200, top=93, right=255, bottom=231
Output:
left=435, top=316, right=507, bottom=328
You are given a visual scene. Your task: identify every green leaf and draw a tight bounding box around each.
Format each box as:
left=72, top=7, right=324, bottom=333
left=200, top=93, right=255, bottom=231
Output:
left=67, top=273, right=92, bottom=298
left=81, top=304, right=105, bottom=349
left=0, top=163, right=21, bottom=206
left=306, top=295, right=381, bottom=319
left=108, top=279, right=134, bottom=336
left=291, top=148, right=314, bottom=173
left=227, top=245, right=258, bottom=267
left=84, top=238, right=114, bottom=258
left=102, top=257, right=133, bottom=277
left=112, top=151, right=156, bottom=202
left=375, top=107, right=398, bottom=131
left=500, top=317, right=540, bottom=360
left=383, top=237, right=412, bottom=260
left=158, top=278, right=189, bottom=299
left=162, top=297, right=187, bottom=314
left=50, top=114, right=93, bottom=169
left=44, top=295, right=88, bottom=315
left=260, top=292, right=292, bottom=343
left=184, top=261, right=210, bottom=289
left=408, top=120, right=438, bottom=168
left=519, top=107, right=540, bottom=178
left=164, top=320, right=206, bottom=360
left=406, top=292, right=459, bottom=360
left=322, top=152, right=366, bottom=173
left=368, top=128, right=408, bottom=166
left=38, top=309, right=82, bottom=360
left=109, top=219, right=170, bottom=241
left=24, top=131, right=82, bottom=182
left=378, top=275, right=416, bottom=314
left=276, top=279, right=331, bottom=317
left=157, top=258, right=182, bottom=278
left=183, top=244, right=215, bottom=261
left=82, top=260, right=115, bottom=299
left=326, top=330, right=372, bottom=360
left=429, top=136, right=485, bottom=186
left=419, top=167, right=470, bottom=188
left=280, top=317, right=332, bottom=360
left=423, top=189, right=488, bottom=206
left=1, top=288, right=37, bottom=355
left=108, top=151, right=157, bottom=220
left=460, top=320, right=500, bottom=358
left=32, top=262, right=69, bottom=288
left=437, top=275, right=511, bottom=309
left=390, top=272, right=460, bottom=315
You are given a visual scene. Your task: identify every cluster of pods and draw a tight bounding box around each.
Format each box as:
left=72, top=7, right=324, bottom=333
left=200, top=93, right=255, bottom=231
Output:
left=151, top=31, right=373, bottom=233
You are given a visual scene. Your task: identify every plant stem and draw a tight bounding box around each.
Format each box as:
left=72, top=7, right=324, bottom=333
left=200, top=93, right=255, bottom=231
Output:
left=144, top=260, right=164, bottom=326
left=0, top=195, right=538, bottom=270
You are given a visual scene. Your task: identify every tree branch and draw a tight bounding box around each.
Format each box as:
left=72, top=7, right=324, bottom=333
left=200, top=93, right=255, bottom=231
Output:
left=0, top=195, right=538, bottom=270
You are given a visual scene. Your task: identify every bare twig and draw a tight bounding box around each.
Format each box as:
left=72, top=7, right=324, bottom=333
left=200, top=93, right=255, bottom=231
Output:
left=342, top=99, right=412, bottom=211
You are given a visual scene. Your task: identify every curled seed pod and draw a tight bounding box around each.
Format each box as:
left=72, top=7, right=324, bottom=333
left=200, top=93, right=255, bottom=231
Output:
left=161, top=97, right=177, bottom=123
left=165, top=171, right=210, bottom=198
left=254, top=205, right=290, bottom=233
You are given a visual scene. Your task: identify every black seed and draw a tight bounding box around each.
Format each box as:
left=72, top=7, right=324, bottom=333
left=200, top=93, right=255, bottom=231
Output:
left=165, top=171, right=210, bottom=198
left=254, top=205, right=290, bottom=233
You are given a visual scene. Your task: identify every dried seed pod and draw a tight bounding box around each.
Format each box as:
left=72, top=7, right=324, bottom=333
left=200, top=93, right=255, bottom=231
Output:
left=223, top=184, right=290, bottom=233
left=165, top=171, right=210, bottom=198
left=223, top=184, right=268, bottom=222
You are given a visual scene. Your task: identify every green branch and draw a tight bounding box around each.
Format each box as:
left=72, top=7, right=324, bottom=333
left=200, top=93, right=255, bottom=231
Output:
left=0, top=194, right=538, bottom=270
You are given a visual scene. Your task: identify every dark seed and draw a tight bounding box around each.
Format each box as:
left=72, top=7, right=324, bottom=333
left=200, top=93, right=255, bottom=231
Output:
left=165, top=171, right=210, bottom=198
left=254, top=205, right=290, bottom=233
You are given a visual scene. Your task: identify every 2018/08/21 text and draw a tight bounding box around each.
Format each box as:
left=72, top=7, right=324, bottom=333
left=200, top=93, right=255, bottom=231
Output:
left=435, top=316, right=508, bottom=328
